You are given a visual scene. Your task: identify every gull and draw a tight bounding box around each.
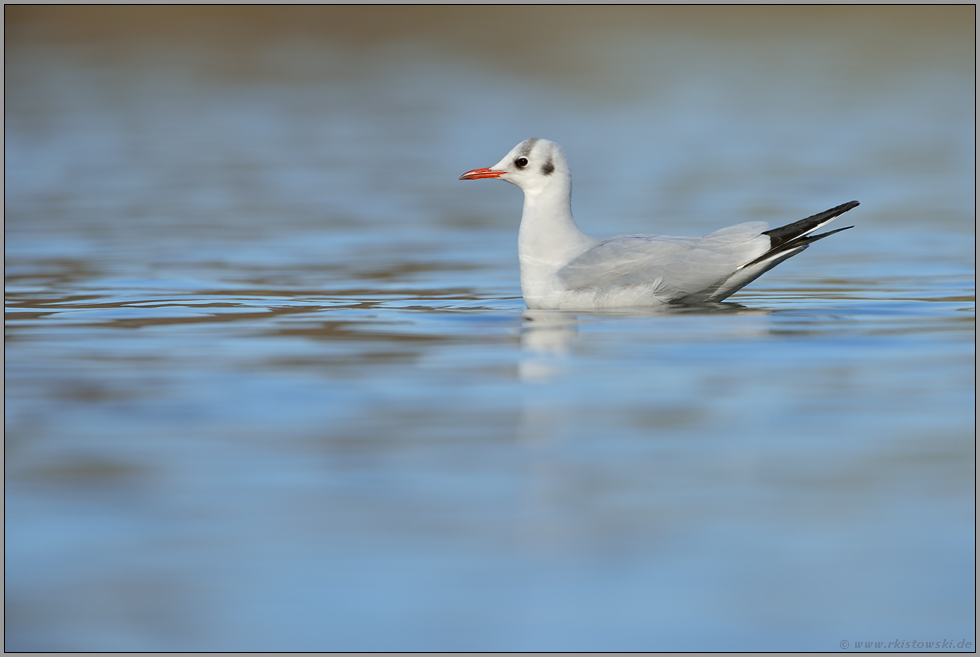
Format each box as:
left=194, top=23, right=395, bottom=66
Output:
left=460, top=138, right=858, bottom=310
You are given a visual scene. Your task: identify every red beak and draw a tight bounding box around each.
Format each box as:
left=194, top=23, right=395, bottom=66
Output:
left=459, top=167, right=505, bottom=181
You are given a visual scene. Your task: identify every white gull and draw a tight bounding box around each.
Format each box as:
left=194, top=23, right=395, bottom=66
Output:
left=460, top=138, right=858, bottom=310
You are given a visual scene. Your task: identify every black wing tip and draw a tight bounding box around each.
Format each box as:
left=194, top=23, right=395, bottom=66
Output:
left=809, top=224, right=854, bottom=241
left=763, top=200, right=860, bottom=243
left=811, top=199, right=860, bottom=220
left=747, top=218, right=854, bottom=270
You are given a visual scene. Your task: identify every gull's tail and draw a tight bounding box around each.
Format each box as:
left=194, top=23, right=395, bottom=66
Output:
left=745, top=200, right=859, bottom=268
left=693, top=200, right=859, bottom=303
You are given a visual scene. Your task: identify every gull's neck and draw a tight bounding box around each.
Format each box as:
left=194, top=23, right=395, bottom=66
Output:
left=517, top=177, right=597, bottom=298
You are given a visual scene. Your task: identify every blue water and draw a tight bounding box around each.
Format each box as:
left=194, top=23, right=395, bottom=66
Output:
left=4, top=7, right=975, bottom=651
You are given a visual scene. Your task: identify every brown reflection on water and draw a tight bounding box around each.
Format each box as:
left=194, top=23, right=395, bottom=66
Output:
left=6, top=6, right=972, bottom=78
left=6, top=6, right=970, bottom=44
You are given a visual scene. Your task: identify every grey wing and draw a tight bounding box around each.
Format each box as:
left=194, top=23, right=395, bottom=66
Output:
left=557, top=222, right=771, bottom=298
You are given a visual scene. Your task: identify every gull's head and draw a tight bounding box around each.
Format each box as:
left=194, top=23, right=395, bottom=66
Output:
left=459, top=138, right=569, bottom=194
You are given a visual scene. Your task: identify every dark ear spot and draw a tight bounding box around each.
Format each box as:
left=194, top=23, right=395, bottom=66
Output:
left=541, top=158, right=555, bottom=176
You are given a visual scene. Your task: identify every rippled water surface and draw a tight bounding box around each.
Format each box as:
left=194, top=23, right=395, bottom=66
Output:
left=5, top=7, right=975, bottom=651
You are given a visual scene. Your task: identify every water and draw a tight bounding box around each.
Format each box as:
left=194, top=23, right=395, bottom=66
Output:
left=4, top=7, right=975, bottom=651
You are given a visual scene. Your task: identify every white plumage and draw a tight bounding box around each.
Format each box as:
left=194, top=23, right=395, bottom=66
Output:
left=460, top=138, right=858, bottom=310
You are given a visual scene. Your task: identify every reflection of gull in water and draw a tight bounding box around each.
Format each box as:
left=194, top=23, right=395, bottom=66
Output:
left=515, top=305, right=778, bottom=446
left=518, top=310, right=578, bottom=381
left=462, top=138, right=858, bottom=310
left=518, top=303, right=775, bottom=382
left=517, top=310, right=579, bottom=442
left=521, top=310, right=579, bottom=354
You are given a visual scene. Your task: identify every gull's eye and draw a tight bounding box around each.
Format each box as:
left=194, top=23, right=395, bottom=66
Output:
left=515, top=157, right=529, bottom=168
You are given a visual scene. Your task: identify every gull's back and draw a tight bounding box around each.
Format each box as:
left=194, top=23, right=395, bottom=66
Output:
left=556, top=221, right=771, bottom=305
